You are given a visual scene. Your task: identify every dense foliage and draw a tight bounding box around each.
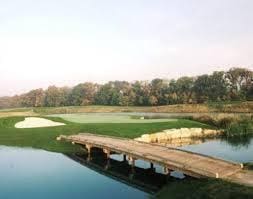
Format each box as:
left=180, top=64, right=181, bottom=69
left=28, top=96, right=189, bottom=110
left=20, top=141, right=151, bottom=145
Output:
left=0, top=67, right=252, bottom=108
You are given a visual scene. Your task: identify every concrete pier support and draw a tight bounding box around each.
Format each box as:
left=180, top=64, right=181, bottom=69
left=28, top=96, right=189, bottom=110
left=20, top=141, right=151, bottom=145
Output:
left=128, top=156, right=136, bottom=167
left=85, top=144, right=92, bottom=161
left=123, top=154, right=127, bottom=162
left=85, top=144, right=92, bottom=154
left=87, top=153, right=91, bottom=162
left=150, top=162, right=156, bottom=172
left=164, top=167, right=171, bottom=175
left=103, top=148, right=111, bottom=159
left=129, top=169, right=135, bottom=180
left=104, top=158, right=111, bottom=170
left=150, top=163, right=154, bottom=169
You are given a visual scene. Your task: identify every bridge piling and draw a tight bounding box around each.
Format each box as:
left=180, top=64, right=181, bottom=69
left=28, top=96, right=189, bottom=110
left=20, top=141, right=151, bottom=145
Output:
left=123, top=154, right=127, bottom=162
left=164, top=167, right=171, bottom=175
left=85, top=144, right=92, bottom=154
left=59, top=133, right=249, bottom=184
left=128, top=156, right=136, bottom=168
left=103, top=148, right=111, bottom=159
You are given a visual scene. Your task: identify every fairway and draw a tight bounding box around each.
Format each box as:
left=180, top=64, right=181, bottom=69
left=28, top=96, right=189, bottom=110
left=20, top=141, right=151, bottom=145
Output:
left=0, top=116, right=211, bottom=153
left=50, top=113, right=177, bottom=123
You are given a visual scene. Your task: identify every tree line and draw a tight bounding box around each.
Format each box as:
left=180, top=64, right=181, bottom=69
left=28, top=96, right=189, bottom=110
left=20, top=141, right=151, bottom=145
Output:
left=0, top=67, right=252, bottom=108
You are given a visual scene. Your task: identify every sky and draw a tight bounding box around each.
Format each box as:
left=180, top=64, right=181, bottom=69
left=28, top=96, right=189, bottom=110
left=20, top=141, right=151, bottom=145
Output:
left=0, top=0, right=253, bottom=96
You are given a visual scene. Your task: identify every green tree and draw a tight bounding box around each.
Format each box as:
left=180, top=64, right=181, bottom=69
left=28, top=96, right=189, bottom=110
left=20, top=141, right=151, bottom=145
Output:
left=226, top=68, right=253, bottom=100
left=69, top=83, right=98, bottom=106
left=150, top=79, right=168, bottom=105
left=44, top=86, right=70, bottom=107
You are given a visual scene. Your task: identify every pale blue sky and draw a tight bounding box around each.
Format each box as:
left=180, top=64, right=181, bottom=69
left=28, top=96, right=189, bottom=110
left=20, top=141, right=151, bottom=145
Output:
left=0, top=0, right=253, bottom=96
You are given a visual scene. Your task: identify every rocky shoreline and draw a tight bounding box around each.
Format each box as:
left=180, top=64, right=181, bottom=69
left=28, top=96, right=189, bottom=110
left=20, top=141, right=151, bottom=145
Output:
left=134, top=128, right=223, bottom=144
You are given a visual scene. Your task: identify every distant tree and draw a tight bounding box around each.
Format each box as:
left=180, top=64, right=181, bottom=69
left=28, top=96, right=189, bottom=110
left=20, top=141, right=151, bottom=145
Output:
left=44, top=86, right=69, bottom=107
left=95, top=83, right=112, bottom=105
left=148, top=95, right=158, bottom=106
left=165, top=80, right=179, bottom=104
left=193, top=75, right=211, bottom=103
left=226, top=67, right=253, bottom=100
left=18, top=89, right=45, bottom=107
left=175, top=77, right=195, bottom=103
left=208, top=71, right=229, bottom=101
left=150, top=78, right=168, bottom=105
left=1, top=67, right=252, bottom=108
left=132, top=81, right=151, bottom=106
left=69, top=83, right=98, bottom=106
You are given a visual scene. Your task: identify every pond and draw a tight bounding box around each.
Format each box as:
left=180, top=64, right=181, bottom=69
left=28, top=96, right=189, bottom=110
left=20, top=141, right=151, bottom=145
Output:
left=0, top=146, right=148, bottom=199
left=0, top=135, right=252, bottom=199
left=179, top=136, right=253, bottom=163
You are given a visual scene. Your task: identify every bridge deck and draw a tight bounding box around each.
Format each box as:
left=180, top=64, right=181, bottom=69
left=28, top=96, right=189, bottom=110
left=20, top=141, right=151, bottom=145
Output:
left=59, top=133, right=243, bottom=179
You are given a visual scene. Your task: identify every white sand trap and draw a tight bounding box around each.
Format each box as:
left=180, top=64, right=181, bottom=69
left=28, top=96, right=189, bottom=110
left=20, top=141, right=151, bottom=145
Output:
left=15, top=117, right=65, bottom=128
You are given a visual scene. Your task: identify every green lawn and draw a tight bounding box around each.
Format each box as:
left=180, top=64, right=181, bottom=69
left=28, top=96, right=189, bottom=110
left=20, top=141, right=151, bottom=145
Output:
left=50, top=113, right=177, bottom=123
left=0, top=116, right=211, bottom=153
left=156, top=179, right=253, bottom=199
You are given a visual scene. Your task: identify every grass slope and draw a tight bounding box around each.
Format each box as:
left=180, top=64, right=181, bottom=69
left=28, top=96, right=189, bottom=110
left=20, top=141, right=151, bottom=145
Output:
left=156, top=179, right=253, bottom=199
left=0, top=116, right=211, bottom=153
left=50, top=113, right=177, bottom=123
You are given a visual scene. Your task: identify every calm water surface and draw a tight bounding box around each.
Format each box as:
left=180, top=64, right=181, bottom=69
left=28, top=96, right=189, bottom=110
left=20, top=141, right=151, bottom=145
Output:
left=180, top=136, right=253, bottom=163
left=0, top=146, right=148, bottom=199
left=0, top=135, right=252, bottom=199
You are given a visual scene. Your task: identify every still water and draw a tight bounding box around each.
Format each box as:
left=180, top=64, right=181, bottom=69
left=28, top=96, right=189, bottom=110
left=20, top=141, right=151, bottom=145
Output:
left=0, top=146, right=148, bottom=199
left=0, top=136, right=252, bottom=199
left=180, top=136, right=253, bottom=163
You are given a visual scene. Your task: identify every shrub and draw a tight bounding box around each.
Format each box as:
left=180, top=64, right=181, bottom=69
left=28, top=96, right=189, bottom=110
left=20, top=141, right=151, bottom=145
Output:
left=225, top=119, right=253, bottom=136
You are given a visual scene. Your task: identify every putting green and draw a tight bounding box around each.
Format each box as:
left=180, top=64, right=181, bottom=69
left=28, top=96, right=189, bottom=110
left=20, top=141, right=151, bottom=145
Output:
left=49, top=113, right=177, bottom=124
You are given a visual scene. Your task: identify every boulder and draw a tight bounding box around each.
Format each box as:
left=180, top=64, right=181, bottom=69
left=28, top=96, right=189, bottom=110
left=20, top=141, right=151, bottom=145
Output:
left=156, top=132, right=168, bottom=142
left=180, top=128, right=192, bottom=138
left=149, top=134, right=158, bottom=142
left=140, top=134, right=152, bottom=143
left=190, top=128, right=203, bottom=137
left=203, top=129, right=218, bottom=136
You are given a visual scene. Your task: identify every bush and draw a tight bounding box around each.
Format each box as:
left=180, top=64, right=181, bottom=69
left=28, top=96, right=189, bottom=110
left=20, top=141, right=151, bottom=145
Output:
left=216, top=117, right=235, bottom=128
left=190, top=114, right=253, bottom=137
left=192, top=115, right=216, bottom=126
left=225, top=119, right=253, bottom=136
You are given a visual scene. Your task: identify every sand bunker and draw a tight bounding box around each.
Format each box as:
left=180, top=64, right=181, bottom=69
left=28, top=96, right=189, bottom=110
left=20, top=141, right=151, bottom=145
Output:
left=15, top=117, right=65, bottom=128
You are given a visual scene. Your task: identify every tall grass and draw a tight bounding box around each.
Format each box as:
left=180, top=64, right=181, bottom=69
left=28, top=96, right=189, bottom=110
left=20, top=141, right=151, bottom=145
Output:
left=189, top=114, right=253, bottom=136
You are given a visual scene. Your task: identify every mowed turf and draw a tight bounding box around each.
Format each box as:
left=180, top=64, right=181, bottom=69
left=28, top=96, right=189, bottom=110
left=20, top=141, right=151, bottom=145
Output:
left=0, top=116, right=211, bottom=153
left=50, top=113, right=177, bottom=123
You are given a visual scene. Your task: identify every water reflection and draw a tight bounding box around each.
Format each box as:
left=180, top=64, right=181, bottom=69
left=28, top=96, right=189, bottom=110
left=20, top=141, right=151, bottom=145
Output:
left=179, top=135, right=253, bottom=163
left=0, top=146, right=149, bottom=199
left=220, top=134, right=253, bottom=149
left=65, top=149, right=186, bottom=194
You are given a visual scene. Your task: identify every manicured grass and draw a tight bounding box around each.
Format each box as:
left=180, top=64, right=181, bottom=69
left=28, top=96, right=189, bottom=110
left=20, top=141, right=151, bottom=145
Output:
left=50, top=113, right=177, bottom=123
left=0, top=116, right=211, bottom=153
left=156, top=178, right=253, bottom=199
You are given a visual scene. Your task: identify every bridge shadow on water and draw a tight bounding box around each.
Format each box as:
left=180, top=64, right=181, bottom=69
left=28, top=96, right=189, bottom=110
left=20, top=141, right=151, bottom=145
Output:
left=65, top=149, right=190, bottom=195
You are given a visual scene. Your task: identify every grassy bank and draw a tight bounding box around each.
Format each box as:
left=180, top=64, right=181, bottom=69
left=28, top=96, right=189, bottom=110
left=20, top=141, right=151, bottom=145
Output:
left=0, top=116, right=211, bottom=153
left=156, top=178, right=253, bottom=199
left=188, top=114, right=253, bottom=136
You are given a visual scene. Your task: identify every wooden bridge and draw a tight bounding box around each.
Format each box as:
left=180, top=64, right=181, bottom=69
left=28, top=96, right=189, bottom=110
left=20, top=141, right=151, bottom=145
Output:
left=58, top=133, right=253, bottom=186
